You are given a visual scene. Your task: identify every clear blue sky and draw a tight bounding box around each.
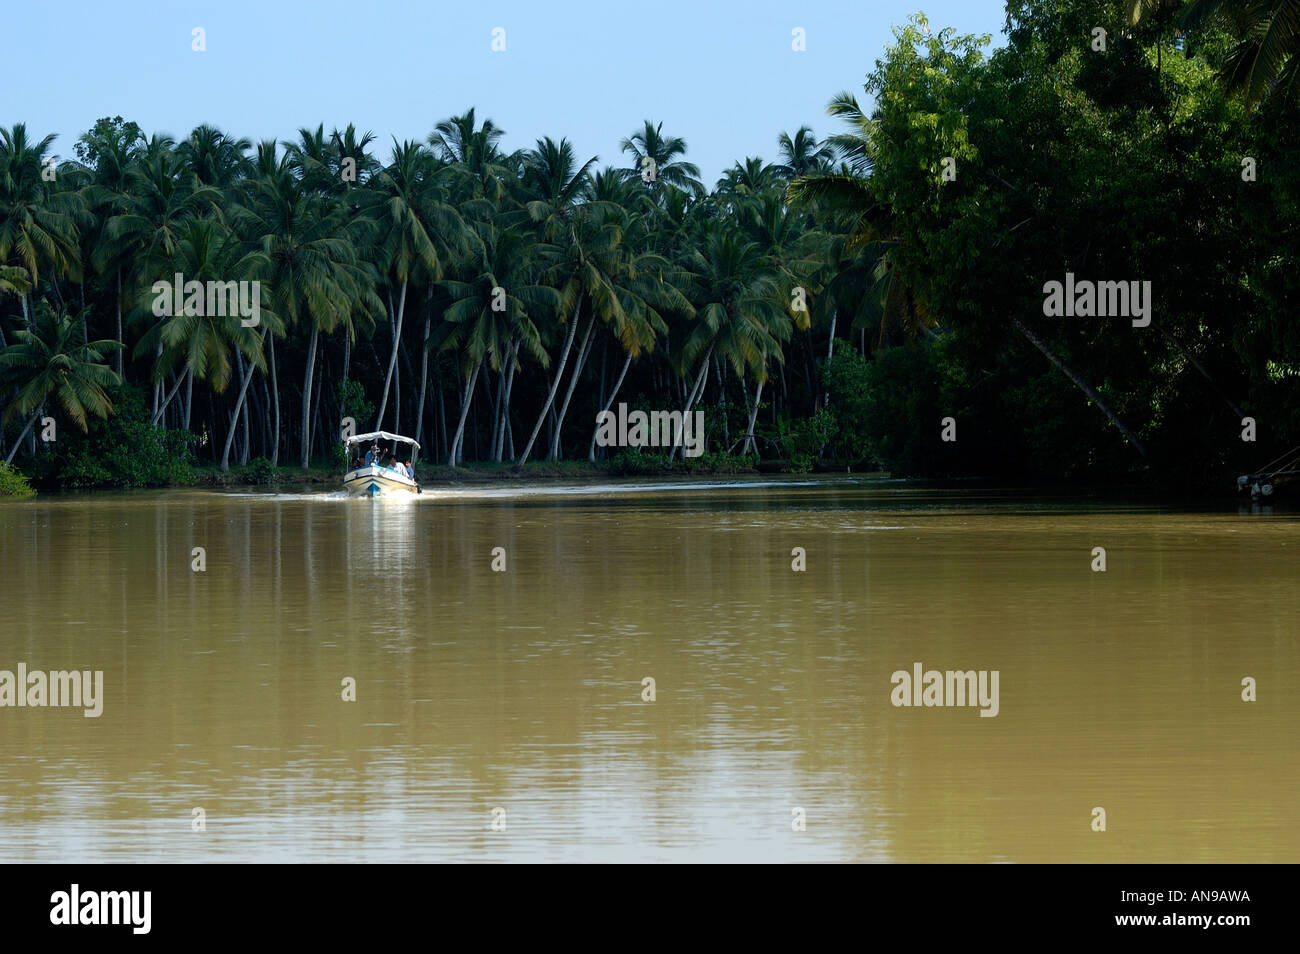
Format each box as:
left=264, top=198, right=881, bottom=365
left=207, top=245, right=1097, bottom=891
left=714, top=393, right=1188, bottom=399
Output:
left=9, top=0, right=1006, bottom=185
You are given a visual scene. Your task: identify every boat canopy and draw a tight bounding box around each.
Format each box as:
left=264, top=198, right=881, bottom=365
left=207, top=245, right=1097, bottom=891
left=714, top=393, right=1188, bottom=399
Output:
left=345, top=430, right=421, bottom=452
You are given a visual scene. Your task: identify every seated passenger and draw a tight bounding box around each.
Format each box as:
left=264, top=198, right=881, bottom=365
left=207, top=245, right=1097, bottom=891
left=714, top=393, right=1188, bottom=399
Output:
left=363, top=447, right=374, bottom=466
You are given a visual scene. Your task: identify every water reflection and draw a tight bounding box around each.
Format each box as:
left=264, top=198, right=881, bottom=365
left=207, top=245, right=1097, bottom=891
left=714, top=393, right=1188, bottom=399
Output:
left=0, top=482, right=1296, bottom=861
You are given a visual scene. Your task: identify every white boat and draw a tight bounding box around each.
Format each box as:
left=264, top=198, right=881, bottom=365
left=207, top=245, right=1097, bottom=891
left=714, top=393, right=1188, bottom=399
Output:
left=343, top=431, right=422, bottom=497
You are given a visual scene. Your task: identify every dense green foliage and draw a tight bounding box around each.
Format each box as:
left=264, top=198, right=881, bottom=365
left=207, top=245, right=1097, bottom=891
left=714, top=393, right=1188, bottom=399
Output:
left=25, top=386, right=198, bottom=488
left=1, top=0, right=1296, bottom=491
left=0, top=462, right=34, bottom=497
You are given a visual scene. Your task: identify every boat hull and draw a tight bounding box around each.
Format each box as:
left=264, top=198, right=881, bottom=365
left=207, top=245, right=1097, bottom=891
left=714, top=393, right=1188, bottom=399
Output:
left=343, top=465, right=419, bottom=497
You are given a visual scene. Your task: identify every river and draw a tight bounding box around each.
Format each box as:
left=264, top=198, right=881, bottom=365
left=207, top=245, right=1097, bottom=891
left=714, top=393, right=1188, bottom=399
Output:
left=1, top=478, right=1295, bottom=861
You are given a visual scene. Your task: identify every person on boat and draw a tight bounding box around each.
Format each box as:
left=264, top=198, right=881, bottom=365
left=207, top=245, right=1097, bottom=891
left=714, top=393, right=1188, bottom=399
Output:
left=363, top=446, right=375, bottom=466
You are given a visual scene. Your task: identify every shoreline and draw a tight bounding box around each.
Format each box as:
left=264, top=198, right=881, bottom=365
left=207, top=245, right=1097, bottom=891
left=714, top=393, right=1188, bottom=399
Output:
left=4, top=461, right=1271, bottom=508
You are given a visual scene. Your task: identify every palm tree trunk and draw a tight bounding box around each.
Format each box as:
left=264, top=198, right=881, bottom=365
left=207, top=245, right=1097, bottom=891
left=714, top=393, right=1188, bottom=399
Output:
left=742, top=377, right=764, bottom=456
left=240, top=378, right=252, bottom=465
left=113, top=271, right=124, bottom=375
left=714, top=355, right=728, bottom=447
left=449, top=361, right=481, bottom=466
left=341, top=330, right=352, bottom=396
left=516, top=294, right=583, bottom=466
left=151, top=370, right=189, bottom=425
left=588, top=349, right=634, bottom=462
left=598, top=339, right=608, bottom=409
left=548, top=312, right=595, bottom=460
left=182, top=368, right=193, bottom=431
left=824, top=310, right=837, bottom=407
left=312, top=354, right=325, bottom=464
left=150, top=340, right=163, bottom=419
left=373, top=280, right=408, bottom=430
left=394, top=352, right=402, bottom=436
left=4, top=410, right=39, bottom=465
left=435, top=357, right=448, bottom=462
left=300, top=324, right=319, bottom=468
left=496, top=341, right=519, bottom=462
left=268, top=334, right=280, bottom=466
left=489, top=362, right=505, bottom=460
left=1010, top=317, right=1147, bottom=458
left=671, top=344, right=714, bottom=461
left=221, top=339, right=263, bottom=471
left=415, top=311, right=431, bottom=452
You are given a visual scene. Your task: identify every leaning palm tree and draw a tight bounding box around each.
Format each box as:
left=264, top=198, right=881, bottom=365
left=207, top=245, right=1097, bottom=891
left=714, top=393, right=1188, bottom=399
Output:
left=512, top=137, right=605, bottom=465
left=129, top=216, right=280, bottom=471
left=0, top=302, right=122, bottom=463
left=360, top=140, right=475, bottom=431
left=94, top=145, right=222, bottom=416
left=439, top=223, right=558, bottom=465
left=235, top=153, right=383, bottom=465
left=674, top=220, right=794, bottom=459
left=584, top=247, right=690, bottom=461
left=787, top=91, right=926, bottom=358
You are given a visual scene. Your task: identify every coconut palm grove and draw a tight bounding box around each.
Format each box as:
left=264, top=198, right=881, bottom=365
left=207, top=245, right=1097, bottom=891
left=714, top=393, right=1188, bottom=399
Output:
left=2, top=1, right=1298, bottom=496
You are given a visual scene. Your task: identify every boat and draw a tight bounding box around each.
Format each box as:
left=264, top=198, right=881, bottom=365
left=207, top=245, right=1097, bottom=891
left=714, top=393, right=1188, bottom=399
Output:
left=343, top=431, right=422, bottom=497
left=1237, top=443, right=1300, bottom=500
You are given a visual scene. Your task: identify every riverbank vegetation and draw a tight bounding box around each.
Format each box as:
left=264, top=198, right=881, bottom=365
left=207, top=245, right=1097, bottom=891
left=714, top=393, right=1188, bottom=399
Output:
left=2, top=0, right=1297, bottom=495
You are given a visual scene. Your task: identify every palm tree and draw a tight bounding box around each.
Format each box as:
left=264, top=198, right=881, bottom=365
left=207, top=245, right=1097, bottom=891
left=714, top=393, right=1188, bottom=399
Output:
left=439, top=224, right=558, bottom=464
left=332, top=124, right=381, bottom=193
left=675, top=220, right=793, bottom=461
left=237, top=150, right=383, bottom=466
left=73, top=119, right=146, bottom=373
left=430, top=109, right=517, bottom=206
left=130, top=217, right=280, bottom=469
left=774, top=126, right=835, bottom=180
left=94, top=145, right=222, bottom=417
left=0, top=125, right=85, bottom=326
left=583, top=243, right=689, bottom=461
left=177, top=124, right=253, bottom=188
left=512, top=137, right=604, bottom=465
left=792, top=89, right=1147, bottom=457
left=0, top=265, right=31, bottom=297
left=1, top=301, right=122, bottom=463
left=1129, top=0, right=1300, bottom=106
left=620, top=121, right=704, bottom=196
left=717, top=157, right=785, bottom=204
left=361, top=140, right=474, bottom=431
